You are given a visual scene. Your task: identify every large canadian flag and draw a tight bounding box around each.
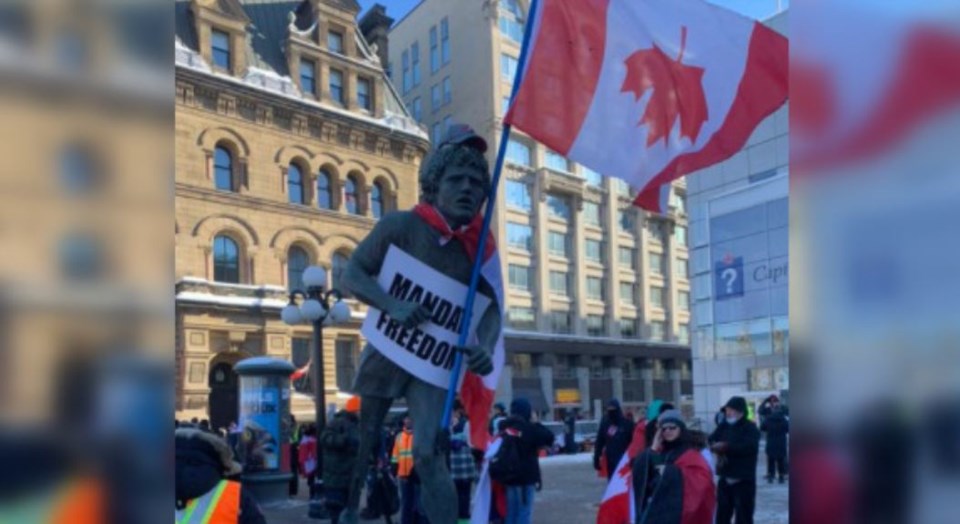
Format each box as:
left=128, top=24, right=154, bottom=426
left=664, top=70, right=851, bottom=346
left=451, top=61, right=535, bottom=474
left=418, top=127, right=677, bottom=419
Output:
left=504, top=0, right=788, bottom=212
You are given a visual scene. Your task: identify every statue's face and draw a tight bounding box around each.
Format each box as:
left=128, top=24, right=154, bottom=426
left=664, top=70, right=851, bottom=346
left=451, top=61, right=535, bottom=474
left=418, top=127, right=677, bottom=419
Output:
left=435, top=164, right=487, bottom=228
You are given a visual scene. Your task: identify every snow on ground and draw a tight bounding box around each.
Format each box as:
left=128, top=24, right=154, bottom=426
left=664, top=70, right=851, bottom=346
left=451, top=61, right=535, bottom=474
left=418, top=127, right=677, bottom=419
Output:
left=540, top=452, right=594, bottom=466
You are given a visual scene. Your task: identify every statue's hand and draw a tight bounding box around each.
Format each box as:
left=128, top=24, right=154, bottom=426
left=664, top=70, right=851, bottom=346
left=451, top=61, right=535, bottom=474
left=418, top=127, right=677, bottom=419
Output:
left=457, top=345, right=493, bottom=376
left=388, top=300, right=432, bottom=328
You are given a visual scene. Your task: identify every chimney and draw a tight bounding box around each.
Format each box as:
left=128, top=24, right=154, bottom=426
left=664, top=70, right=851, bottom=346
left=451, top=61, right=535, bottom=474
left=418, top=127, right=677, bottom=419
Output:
left=358, top=3, right=393, bottom=74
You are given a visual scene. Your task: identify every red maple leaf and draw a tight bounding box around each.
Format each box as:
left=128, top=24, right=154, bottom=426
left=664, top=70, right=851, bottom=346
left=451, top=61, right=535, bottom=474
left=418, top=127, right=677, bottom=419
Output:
left=621, top=27, right=709, bottom=147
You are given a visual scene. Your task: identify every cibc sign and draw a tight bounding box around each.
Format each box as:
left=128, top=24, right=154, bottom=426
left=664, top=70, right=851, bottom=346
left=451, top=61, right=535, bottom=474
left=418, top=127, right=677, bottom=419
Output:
left=715, top=254, right=787, bottom=300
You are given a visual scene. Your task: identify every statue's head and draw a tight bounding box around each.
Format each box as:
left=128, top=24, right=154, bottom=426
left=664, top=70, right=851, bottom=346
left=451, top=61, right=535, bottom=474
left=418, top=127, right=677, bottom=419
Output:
left=419, top=124, right=491, bottom=229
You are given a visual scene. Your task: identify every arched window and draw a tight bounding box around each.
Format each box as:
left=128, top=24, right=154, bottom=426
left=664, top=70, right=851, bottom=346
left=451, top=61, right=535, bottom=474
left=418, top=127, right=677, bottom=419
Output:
left=287, top=245, right=310, bottom=291
left=214, top=146, right=233, bottom=191
left=344, top=175, right=359, bottom=214
left=371, top=181, right=385, bottom=219
left=317, top=169, right=332, bottom=210
left=288, top=163, right=305, bottom=204
left=332, top=251, right=350, bottom=296
left=213, top=235, right=240, bottom=283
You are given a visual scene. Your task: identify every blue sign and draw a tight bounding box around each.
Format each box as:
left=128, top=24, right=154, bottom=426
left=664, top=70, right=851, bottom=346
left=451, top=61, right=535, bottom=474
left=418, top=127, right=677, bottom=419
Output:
left=715, top=256, right=744, bottom=300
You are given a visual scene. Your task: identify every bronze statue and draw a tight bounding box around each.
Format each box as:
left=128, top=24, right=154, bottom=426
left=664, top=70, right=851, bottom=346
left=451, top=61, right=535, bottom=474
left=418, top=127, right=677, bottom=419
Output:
left=340, top=126, right=499, bottom=524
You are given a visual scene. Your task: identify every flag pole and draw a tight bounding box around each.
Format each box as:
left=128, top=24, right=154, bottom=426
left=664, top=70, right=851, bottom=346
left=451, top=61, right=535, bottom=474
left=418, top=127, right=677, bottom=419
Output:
left=440, top=0, right=541, bottom=432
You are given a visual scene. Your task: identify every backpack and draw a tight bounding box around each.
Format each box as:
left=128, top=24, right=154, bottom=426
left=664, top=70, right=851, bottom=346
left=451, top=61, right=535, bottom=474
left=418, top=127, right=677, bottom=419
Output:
left=488, top=428, right=524, bottom=485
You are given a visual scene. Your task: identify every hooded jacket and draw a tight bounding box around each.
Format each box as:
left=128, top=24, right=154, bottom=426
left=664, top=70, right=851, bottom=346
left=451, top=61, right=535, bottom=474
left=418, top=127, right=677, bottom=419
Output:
left=594, top=400, right=635, bottom=478
left=760, top=408, right=789, bottom=458
left=501, top=398, right=555, bottom=486
left=708, top=416, right=760, bottom=480
left=320, top=410, right=361, bottom=489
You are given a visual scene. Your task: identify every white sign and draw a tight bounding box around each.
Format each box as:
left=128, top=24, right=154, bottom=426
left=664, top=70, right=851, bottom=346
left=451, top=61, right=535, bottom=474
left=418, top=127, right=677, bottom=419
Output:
left=361, top=245, right=491, bottom=389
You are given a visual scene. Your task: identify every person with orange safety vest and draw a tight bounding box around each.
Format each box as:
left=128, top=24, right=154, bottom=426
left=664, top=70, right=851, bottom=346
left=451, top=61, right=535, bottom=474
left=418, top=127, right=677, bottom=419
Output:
left=175, top=428, right=266, bottom=524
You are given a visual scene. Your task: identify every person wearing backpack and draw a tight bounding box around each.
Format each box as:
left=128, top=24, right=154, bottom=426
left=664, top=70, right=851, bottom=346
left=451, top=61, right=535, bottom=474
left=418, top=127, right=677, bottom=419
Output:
left=487, top=398, right=554, bottom=524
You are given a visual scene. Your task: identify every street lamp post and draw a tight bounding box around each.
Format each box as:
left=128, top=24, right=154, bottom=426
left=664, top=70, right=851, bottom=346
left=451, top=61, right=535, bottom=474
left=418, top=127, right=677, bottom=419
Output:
left=281, top=265, right=351, bottom=518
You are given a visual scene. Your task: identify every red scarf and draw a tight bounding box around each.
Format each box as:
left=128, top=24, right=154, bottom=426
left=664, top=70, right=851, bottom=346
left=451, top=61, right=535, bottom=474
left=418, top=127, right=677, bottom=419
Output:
left=412, top=203, right=496, bottom=262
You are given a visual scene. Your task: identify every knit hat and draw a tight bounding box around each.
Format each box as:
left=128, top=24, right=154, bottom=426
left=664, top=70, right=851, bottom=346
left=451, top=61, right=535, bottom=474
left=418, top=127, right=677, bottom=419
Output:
left=510, top=397, right=532, bottom=421
left=658, top=409, right=686, bottom=430
left=724, top=396, right=748, bottom=415
left=345, top=396, right=361, bottom=413
left=175, top=428, right=242, bottom=476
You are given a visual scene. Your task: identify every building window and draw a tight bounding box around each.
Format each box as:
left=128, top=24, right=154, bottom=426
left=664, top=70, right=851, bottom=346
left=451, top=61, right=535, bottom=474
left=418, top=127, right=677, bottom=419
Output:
left=670, top=190, right=686, bottom=214
left=505, top=180, right=531, bottom=210
left=616, top=179, right=631, bottom=196
left=651, top=286, right=666, bottom=308
left=291, top=338, right=310, bottom=368
left=549, top=311, right=573, bottom=334
left=214, top=146, right=233, bottom=191
left=317, top=169, right=332, bottom=210
left=619, top=209, right=635, bottom=231
left=402, top=50, right=410, bottom=93
left=585, top=239, right=603, bottom=263
left=412, top=97, right=422, bottom=122
left=508, top=307, right=536, bottom=330
left=288, top=163, right=305, bottom=204
left=647, top=221, right=665, bottom=243
left=371, top=181, right=385, bottom=219
left=587, top=276, right=604, bottom=300
left=619, top=282, right=635, bottom=305
left=432, top=122, right=442, bottom=144
left=545, top=150, right=568, bottom=172
left=329, top=69, right=344, bottom=104
left=412, top=41, right=421, bottom=86
left=335, top=339, right=358, bottom=391
left=678, top=290, right=690, bottom=311
left=583, top=202, right=601, bottom=225
left=213, top=235, right=240, bottom=283
left=619, top=318, right=637, bottom=338
left=442, top=76, right=452, bottom=105
left=211, top=29, right=230, bottom=70
left=287, top=246, right=309, bottom=291
left=59, top=233, right=104, bottom=281
left=582, top=166, right=603, bottom=186
left=549, top=271, right=569, bottom=296
left=299, top=58, right=316, bottom=96
left=548, top=231, right=570, bottom=257
left=674, top=225, right=688, bottom=246
left=499, top=0, right=525, bottom=43
left=618, top=247, right=636, bottom=269
left=357, top=77, right=371, bottom=110
left=332, top=252, right=350, bottom=295
left=508, top=264, right=532, bottom=291
left=60, top=145, right=99, bottom=194
left=431, top=84, right=441, bottom=112
left=676, top=258, right=689, bottom=279
left=328, top=30, right=344, bottom=53
left=441, top=17, right=450, bottom=64
left=649, top=252, right=664, bottom=275
left=650, top=321, right=666, bottom=341
left=442, top=115, right=452, bottom=132
left=344, top=175, right=359, bottom=214
left=678, top=324, right=690, bottom=344
left=506, top=222, right=532, bottom=251
left=430, top=26, right=439, bottom=73
left=586, top=315, right=605, bottom=337
left=500, top=53, right=518, bottom=81
left=546, top=195, right=571, bottom=220
left=506, top=139, right=530, bottom=166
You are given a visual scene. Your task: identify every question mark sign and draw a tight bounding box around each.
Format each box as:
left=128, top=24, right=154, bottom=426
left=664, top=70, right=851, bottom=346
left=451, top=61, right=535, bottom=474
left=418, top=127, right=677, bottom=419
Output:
left=721, top=267, right=738, bottom=293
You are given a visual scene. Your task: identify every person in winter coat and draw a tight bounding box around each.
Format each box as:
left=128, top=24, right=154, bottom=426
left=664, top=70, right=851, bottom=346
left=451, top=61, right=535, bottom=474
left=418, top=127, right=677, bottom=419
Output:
left=321, top=397, right=362, bottom=524
left=645, top=402, right=675, bottom=450
left=563, top=410, right=577, bottom=454
left=175, top=427, right=266, bottom=524
left=631, top=410, right=715, bottom=524
left=594, top=399, right=636, bottom=480
left=500, top=398, right=556, bottom=524
left=760, top=400, right=789, bottom=483
left=709, top=396, right=761, bottom=524
left=450, top=408, right=477, bottom=524
left=298, top=424, right=320, bottom=499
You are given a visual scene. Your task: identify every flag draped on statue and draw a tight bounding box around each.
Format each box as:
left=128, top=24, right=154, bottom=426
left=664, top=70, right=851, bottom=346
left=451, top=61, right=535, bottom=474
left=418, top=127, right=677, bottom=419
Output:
left=504, top=0, right=788, bottom=213
left=412, top=204, right=505, bottom=450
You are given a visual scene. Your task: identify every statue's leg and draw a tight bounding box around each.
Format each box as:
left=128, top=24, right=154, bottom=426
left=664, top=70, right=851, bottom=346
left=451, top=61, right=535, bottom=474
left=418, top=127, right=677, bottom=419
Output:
left=342, top=395, right=392, bottom=524
left=407, top=380, right=457, bottom=524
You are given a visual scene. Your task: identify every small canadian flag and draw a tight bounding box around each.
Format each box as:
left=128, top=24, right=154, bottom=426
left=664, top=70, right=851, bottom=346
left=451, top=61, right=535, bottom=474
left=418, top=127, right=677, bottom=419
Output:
left=505, top=0, right=788, bottom=213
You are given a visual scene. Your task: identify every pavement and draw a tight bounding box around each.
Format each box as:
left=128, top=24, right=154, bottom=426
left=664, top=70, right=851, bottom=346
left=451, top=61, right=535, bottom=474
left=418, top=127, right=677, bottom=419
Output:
left=263, top=452, right=788, bottom=523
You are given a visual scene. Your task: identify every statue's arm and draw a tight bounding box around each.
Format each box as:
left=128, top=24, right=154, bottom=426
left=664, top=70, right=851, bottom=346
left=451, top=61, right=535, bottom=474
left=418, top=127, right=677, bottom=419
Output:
left=476, top=302, right=502, bottom=355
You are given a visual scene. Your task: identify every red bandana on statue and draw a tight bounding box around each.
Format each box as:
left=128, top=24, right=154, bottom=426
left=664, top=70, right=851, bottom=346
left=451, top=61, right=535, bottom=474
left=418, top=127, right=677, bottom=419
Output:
left=412, top=203, right=497, bottom=261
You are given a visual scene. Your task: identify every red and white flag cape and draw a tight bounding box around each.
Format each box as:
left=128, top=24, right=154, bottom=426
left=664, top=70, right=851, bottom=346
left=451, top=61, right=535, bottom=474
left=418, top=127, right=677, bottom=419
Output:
left=505, top=0, right=788, bottom=213
left=596, top=420, right=647, bottom=524
left=412, top=204, right=505, bottom=451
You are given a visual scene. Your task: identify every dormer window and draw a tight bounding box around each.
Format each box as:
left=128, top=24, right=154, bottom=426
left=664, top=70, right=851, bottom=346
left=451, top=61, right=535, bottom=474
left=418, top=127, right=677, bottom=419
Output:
left=328, top=30, right=344, bottom=53
left=211, top=29, right=231, bottom=70
left=357, top=77, right=371, bottom=111
left=299, top=58, right=316, bottom=96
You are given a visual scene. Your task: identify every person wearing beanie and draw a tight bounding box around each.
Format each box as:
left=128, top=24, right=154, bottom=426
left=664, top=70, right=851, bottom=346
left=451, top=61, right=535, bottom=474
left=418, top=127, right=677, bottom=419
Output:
left=321, top=403, right=361, bottom=524
left=709, top=396, right=761, bottom=524
left=645, top=401, right=676, bottom=451
left=175, top=428, right=265, bottom=524
left=760, top=397, right=789, bottom=483
left=594, top=398, right=636, bottom=480
left=631, top=410, right=715, bottom=524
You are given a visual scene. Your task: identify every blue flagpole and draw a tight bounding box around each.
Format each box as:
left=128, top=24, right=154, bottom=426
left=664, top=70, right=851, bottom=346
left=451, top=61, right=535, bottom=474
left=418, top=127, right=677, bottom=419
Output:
left=440, top=0, right=541, bottom=431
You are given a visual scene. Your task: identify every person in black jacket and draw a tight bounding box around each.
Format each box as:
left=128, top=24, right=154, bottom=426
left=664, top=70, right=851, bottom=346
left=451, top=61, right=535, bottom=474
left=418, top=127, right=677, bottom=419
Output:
left=501, top=397, right=555, bottom=524
left=760, top=399, right=789, bottom=483
left=321, top=399, right=362, bottom=524
left=709, top=396, right=761, bottom=524
left=594, top=399, right=636, bottom=479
